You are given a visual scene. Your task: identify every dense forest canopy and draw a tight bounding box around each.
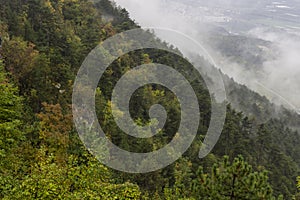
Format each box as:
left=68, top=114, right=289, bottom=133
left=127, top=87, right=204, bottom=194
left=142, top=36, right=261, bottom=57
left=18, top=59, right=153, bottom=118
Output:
left=0, top=0, right=299, bottom=199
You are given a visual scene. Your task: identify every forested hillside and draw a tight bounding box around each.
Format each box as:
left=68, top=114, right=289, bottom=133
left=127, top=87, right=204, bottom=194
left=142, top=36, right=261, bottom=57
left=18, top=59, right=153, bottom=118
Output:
left=0, top=0, right=299, bottom=199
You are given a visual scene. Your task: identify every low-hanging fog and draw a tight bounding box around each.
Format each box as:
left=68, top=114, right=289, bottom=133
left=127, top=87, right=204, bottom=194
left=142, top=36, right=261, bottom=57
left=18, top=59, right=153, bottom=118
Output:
left=113, top=0, right=300, bottom=112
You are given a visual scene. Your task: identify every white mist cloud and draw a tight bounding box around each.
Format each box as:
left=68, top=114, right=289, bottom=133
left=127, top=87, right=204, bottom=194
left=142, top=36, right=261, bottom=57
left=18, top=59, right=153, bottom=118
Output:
left=248, top=28, right=300, bottom=109
left=113, top=0, right=184, bottom=28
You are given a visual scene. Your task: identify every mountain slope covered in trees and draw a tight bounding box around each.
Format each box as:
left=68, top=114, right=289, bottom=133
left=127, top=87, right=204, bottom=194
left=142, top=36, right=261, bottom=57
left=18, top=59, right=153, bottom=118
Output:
left=0, top=0, right=299, bottom=199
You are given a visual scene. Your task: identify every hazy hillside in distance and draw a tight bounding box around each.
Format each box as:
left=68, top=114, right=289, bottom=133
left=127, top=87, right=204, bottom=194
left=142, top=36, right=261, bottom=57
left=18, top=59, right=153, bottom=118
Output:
left=114, top=0, right=300, bottom=117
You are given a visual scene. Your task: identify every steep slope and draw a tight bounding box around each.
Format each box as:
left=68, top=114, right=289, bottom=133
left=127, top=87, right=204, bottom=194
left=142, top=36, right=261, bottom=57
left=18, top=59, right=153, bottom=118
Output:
left=0, top=0, right=299, bottom=199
